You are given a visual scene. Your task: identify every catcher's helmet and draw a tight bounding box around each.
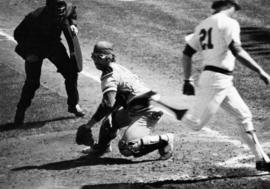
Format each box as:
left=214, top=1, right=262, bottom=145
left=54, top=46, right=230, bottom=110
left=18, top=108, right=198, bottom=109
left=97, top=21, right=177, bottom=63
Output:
left=211, top=0, right=241, bottom=10
left=93, top=41, right=114, bottom=55
left=91, top=41, right=115, bottom=66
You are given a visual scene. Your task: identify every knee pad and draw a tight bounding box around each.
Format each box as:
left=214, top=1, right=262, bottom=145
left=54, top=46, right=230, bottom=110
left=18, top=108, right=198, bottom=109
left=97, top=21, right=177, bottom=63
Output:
left=118, top=135, right=165, bottom=157
left=118, top=139, right=141, bottom=157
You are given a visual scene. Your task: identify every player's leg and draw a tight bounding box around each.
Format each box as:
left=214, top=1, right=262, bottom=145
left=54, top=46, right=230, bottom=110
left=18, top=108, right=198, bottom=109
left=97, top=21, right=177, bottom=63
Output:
left=14, top=54, right=43, bottom=124
left=83, top=118, right=115, bottom=155
left=181, top=86, right=226, bottom=131
left=48, top=43, right=84, bottom=117
left=118, top=110, right=174, bottom=160
left=221, top=86, right=270, bottom=170
left=84, top=108, right=132, bottom=155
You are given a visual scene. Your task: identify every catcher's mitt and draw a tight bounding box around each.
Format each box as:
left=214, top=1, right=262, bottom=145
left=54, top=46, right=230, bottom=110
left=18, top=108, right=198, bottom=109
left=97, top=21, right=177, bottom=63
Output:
left=75, top=125, right=94, bottom=146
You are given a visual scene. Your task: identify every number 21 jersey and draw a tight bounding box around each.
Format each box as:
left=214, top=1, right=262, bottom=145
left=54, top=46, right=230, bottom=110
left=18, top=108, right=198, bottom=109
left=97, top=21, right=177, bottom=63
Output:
left=185, top=12, right=241, bottom=71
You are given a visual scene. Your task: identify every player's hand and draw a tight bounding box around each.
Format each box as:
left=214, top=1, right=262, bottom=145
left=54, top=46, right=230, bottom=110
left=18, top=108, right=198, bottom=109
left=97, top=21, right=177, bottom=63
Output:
left=70, top=25, right=78, bottom=35
left=259, top=71, right=270, bottom=85
left=183, top=80, right=195, bottom=95
left=75, top=124, right=95, bottom=146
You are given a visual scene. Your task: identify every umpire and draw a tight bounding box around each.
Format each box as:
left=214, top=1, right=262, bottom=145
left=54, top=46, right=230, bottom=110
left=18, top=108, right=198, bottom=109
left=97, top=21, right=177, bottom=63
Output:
left=14, top=0, right=85, bottom=124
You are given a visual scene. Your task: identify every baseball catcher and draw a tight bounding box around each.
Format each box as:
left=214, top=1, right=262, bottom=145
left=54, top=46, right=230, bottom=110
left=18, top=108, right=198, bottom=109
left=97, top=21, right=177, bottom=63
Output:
left=75, top=41, right=174, bottom=160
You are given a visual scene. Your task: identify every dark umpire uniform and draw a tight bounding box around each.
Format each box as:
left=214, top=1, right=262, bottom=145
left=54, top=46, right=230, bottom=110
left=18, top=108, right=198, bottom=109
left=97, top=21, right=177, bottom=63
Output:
left=14, top=0, right=84, bottom=124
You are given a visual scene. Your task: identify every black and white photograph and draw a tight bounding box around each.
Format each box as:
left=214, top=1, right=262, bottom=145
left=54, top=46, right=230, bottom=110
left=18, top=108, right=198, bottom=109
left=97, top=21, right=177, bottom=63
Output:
left=1, top=0, right=270, bottom=188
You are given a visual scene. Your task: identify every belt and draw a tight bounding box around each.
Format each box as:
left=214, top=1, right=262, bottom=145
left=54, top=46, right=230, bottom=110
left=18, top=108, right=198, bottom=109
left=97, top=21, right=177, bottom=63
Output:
left=203, top=65, right=233, bottom=75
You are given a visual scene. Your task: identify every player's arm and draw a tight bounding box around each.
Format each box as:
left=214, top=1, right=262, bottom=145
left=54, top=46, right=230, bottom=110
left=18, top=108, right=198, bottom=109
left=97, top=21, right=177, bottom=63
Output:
left=182, top=44, right=196, bottom=95
left=66, top=3, right=78, bottom=34
left=66, top=4, right=77, bottom=25
left=75, top=90, right=116, bottom=146
left=229, top=41, right=270, bottom=85
left=84, top=91, right=117, bottom=129
left=182, top=47, right=193, bottom=81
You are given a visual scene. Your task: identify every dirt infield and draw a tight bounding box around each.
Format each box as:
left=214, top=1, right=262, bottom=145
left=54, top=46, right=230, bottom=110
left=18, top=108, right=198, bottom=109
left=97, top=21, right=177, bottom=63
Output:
left=1, top=0, right=270, bottom=188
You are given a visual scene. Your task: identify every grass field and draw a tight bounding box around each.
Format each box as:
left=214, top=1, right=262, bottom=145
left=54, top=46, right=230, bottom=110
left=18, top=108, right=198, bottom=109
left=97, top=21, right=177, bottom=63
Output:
left=1, top=0, right=270, bottom=188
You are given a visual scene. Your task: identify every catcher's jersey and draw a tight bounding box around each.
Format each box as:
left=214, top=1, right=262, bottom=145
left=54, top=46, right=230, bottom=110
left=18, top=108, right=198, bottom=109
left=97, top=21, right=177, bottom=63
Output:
left=100, top=63, right=150, bottom=103
left=186, top=12, right=241, bottom=71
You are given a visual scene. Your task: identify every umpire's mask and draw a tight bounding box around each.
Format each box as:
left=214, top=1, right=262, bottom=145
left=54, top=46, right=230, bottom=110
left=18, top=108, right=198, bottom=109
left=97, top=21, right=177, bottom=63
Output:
left=47, top=0, right=67, bottom=23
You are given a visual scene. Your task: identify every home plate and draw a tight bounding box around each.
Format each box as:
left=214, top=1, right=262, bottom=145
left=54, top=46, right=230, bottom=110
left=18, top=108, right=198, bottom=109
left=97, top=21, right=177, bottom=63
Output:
left=216, top=154, right=270, bottom=176
left=216, top=154, right=254, bottom=168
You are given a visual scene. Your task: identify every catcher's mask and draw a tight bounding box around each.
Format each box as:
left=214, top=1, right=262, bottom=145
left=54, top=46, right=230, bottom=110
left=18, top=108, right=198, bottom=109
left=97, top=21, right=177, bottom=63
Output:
left=91, top=41, right=115, bottom=70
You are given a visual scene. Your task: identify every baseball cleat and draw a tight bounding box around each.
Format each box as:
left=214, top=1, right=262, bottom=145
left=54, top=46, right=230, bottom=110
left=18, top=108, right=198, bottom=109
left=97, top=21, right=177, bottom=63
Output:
left=68, top=104, right=85, bottom=117
left=82, top=143, right=112, bottom=156
left=256, top=160, right=270, bottom=172
left=159, top=133, right=174, bottom=160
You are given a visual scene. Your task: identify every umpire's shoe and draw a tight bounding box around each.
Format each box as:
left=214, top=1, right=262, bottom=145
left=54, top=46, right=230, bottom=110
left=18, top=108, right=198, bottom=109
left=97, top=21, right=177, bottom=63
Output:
left=159, top=133, right=174, bottom=160
left=256, top=160, right=270, bottom=172
left=68, top=104, right=85, bottom=117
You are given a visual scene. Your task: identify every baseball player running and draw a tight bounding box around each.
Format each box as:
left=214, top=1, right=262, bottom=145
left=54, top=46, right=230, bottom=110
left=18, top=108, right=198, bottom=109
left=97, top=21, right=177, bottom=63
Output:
left=181, top=0, right=270, bottom=171
left=75, top=41, right=174, bottom=160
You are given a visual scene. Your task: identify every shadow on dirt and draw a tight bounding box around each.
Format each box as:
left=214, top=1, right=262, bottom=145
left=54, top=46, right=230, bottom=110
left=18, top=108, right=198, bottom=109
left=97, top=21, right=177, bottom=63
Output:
left=241, top=27, right=270, bottom=58
left=0, top=116, right=75, bottom=132
left=11, top=156, right=156, bottom=171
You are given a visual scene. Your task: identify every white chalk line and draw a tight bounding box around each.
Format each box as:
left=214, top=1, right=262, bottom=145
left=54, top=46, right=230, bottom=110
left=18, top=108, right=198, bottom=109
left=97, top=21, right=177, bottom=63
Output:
left=81, top=70, right=100, bottom=83
left=0, top=30, right=16, bottom=43
left=217, top=154, right=254, bottom=168
left=0, top=30, right=269, bottom=168
left=202, top=127, right=248, bottom=149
